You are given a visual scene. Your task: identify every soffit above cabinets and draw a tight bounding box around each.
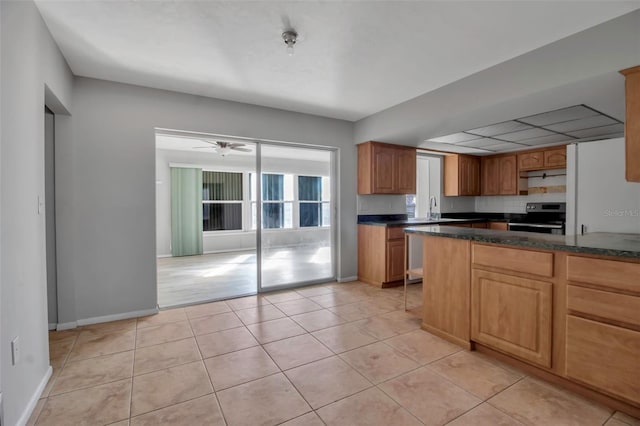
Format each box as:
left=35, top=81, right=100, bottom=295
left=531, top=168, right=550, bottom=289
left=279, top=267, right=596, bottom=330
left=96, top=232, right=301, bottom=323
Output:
left=423, top=104, right=624, bottom=154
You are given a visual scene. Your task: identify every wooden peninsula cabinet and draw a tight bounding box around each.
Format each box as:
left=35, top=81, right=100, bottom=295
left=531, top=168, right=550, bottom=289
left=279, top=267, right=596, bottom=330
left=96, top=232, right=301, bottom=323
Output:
left=408, top=228, right=640, bottom=417
left=357, top=141, right=416, bottom=194
left=620, top=66, right=640, bottom=182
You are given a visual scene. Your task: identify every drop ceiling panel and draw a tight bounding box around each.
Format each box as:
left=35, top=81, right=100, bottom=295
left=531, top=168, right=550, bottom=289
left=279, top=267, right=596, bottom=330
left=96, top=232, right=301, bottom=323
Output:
left=519, top=105, right=598, bottom=126
left=457, top=137, right=506, bottom=148
left=429, top=132, right=482, bottom=144
left=567, top=123, right=625, bottom=139
left=484, top=142, right=526, bottom=152
left=467, top=121, right=533, bottom=137
left=497, top=127, right=556, bottom=142
left=419, top=141, right=490, bottom=154
left=518, top=134, right=573, bottom=145
left=545, top=115, right=617, bottom=132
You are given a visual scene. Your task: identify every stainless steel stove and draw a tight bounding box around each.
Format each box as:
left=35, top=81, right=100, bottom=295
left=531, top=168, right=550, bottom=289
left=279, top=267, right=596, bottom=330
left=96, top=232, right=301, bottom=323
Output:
left=508, top=202, right=566, bottom=235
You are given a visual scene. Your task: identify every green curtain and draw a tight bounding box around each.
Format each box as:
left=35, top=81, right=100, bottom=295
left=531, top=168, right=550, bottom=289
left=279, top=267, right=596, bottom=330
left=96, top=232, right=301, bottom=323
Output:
left=171, top=167, right=203, bottom=257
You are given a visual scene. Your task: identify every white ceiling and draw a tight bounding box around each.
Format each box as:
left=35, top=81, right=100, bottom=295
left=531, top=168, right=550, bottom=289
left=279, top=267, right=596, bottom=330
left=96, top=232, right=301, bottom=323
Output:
left=35, top=1, right=640, bottom=121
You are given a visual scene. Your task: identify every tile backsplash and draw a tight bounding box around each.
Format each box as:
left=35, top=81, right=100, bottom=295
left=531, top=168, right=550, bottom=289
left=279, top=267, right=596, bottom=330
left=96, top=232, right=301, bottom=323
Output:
left=357, top=194, right=407, bottom=214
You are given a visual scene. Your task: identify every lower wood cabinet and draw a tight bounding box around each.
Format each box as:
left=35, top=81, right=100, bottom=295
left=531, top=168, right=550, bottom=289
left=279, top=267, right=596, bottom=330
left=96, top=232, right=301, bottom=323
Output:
left=471, top=269, right=553, bottom=368
left=386, top=239, right=405, bottom=282
left=566, top=315, right=640, bottom=404
left=357, top=224, right=406, bottom=287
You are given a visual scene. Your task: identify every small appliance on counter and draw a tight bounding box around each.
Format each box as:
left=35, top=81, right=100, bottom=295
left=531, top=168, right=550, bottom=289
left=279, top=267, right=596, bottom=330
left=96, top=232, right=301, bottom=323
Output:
left=508, top=202, right=566, bottom=234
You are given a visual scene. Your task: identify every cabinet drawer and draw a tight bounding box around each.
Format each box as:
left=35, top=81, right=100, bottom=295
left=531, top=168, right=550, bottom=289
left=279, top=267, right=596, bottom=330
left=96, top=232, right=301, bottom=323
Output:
left=567, top=256, right=640, bottom=293
left=567, top=285, right=640, bottom=328
left=518, top=151, right=544, bottom=171
left=473, top=244, right=554, bottom=277
left=566, top=315, right=640, bottom=404
left=387, top=226, right=405, bottom=240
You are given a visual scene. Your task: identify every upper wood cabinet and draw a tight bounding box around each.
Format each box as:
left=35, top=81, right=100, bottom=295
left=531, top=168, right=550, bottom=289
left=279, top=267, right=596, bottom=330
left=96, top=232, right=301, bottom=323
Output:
left=518, top=146, right=566, bottom=172
left=620, top=66, right=640, bottom=182
left=444, top=154, right=480, bottom=196
left=358, top=141, right=416, bottom=194
left=481, top=154, right=517, bottom=195
left=543, top=147, right=567, bottom=169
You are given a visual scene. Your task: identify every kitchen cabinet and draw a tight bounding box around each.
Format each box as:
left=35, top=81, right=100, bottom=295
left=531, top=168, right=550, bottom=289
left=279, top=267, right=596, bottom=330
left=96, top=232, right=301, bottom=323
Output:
left=565, top=255, right=640, bottom=405
left=357, top=141, right=416, bottom=194
left=543, top=147, right=567, bottom=169
left=518, top=147, right=567, bottom=171
left=481, top=154, right=518, bottom=195
left=358, top=224, right=407, bottom=287
left=444, top=154, right=480, bottom=196
left=471, top=269, right=553, bottom=368
left=422, top=235, right=471, bottom=348
left=620, top=65, right=640, bottom=182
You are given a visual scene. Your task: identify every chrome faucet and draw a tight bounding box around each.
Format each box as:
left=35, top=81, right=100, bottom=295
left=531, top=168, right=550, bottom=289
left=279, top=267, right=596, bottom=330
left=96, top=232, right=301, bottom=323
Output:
left=429, top=196, right=438, bottom=219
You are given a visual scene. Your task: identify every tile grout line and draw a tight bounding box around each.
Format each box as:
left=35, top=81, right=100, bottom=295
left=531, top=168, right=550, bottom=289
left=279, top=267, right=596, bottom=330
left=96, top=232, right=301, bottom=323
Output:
left=128, top=317, right=138, bottom=422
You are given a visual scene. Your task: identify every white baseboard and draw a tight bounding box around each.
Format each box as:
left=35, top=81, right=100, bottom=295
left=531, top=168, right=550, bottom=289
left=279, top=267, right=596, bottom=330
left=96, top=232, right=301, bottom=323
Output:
left=76, top=308, right=159, bottom=326
left=156, top=254, right=172, bottom=258
left=337, top=276, right=357, bottom=283
left=56, top=321, right=78, bottom=331
left=16, top=366, right=52, bottom=426
left=48, top=323, right=57, bottom=331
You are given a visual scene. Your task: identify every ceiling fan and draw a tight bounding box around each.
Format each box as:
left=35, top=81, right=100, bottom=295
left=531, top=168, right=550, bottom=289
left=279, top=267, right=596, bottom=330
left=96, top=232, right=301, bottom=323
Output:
left=193, top=140, right=252, bottom=157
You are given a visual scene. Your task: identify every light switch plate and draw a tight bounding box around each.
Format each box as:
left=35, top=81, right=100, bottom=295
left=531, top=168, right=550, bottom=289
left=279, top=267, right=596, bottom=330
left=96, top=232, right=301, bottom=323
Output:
left=11, top=336, right=20, bottom=365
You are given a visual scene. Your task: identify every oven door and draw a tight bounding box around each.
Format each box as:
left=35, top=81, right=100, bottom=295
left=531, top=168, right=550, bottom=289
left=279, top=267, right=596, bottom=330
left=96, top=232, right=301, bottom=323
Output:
left=508, top=223, right=565, bottom=234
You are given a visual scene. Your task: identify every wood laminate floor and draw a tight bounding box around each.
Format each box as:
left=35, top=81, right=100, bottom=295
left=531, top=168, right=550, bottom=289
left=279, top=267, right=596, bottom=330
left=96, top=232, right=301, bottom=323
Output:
left=157, top=245, right=333, bottom=308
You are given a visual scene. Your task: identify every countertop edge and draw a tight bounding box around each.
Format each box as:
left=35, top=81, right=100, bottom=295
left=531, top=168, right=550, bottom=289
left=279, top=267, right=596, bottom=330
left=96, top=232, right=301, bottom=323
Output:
left=404, top=226, right=640, bottom=259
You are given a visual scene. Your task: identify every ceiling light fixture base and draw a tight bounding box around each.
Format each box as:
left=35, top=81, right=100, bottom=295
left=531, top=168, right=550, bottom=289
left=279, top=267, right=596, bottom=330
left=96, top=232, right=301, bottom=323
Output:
left=282, top=30, right=298, bottom=56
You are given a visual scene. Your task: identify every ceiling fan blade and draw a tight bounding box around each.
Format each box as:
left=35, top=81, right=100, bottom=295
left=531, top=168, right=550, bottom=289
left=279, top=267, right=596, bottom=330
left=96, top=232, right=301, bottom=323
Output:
left=228, top=142, right=246, bottom=148
left=201, top=139, right=219, bottom=146
left=231, top=147, right=252, bottom=152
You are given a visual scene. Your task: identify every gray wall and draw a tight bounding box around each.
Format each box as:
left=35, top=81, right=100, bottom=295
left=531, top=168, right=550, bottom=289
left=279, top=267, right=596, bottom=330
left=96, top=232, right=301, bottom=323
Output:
left=0, top=1, right=74, bottom=424
left=56, top=77, right=356, bottom=325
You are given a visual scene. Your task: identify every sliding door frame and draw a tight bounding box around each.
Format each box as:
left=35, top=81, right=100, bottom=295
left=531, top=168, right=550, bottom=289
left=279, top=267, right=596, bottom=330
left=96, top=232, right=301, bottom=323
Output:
left=256, top=141, right=338, bottom=294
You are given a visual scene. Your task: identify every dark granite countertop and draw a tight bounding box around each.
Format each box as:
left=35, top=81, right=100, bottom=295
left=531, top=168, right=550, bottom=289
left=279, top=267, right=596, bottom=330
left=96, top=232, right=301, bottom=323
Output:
left=404, top=226, right=640, bottom=259
left=359, top=217, right=488, bottom=227
left=357, top=213, right=513, bottom=227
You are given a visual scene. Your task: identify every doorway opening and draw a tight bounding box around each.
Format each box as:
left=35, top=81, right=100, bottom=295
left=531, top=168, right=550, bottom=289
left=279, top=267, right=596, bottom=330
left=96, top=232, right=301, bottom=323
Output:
left=155, top=131, right=336, bottom=308
left=45, top=106, right=58, bottom=329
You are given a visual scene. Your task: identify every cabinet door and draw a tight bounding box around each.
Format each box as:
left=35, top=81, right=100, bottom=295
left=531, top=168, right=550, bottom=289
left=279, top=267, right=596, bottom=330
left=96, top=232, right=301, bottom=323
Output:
left=566, top=315, right=640, bottom=404
left=386, top=239, right=405, bottom=282
left=499, top=155, right=518, bottom=195
left=471, top=269, right=552, bottom=367
left=518, top=151, right=544, bottom=171
left=544, top=148, right=566, bottom=169
left=395, top=149, right=416, bottom=194
left=620, top=66, right=640, bottom=182
left=372, top=145, right=395, bottom=193
left=481, top=157, right=500, bottom=195
left=488, top=222, right=508, bottom=230
left=460, top=156, right=480, bottom=196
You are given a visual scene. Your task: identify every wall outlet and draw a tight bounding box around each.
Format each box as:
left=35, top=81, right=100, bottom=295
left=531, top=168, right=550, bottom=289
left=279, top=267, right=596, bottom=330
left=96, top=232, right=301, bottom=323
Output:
left=11, top=336, right=20, bottom=365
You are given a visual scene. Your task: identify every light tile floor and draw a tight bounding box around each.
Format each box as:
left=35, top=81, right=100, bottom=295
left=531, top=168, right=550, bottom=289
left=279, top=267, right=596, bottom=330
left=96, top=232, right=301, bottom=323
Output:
left=34, top=281, right=637, bottom=426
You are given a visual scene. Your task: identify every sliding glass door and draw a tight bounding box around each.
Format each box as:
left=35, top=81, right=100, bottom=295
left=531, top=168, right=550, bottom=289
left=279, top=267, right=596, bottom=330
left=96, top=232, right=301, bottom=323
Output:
left=156, top=131, right=336, bottom=307
left=258, top=144, right=335, bottom=291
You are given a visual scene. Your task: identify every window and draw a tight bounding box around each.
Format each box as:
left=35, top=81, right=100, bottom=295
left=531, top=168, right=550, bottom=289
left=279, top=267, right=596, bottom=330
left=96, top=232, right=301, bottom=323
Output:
left=251, top=174, right=294, bottom=229
left=299, top=176, right=331, bottom=227
left=202, top=171, right=243, bottom=231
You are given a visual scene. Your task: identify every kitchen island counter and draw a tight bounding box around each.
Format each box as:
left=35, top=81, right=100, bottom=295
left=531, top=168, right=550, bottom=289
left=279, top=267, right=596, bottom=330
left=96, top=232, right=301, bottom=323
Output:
left=405, top=225, right=640, bottom=259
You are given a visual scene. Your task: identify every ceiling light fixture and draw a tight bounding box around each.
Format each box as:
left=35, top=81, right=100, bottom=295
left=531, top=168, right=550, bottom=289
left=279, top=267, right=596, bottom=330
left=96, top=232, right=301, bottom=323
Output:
left=282, top=30, right=297, bottom=56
